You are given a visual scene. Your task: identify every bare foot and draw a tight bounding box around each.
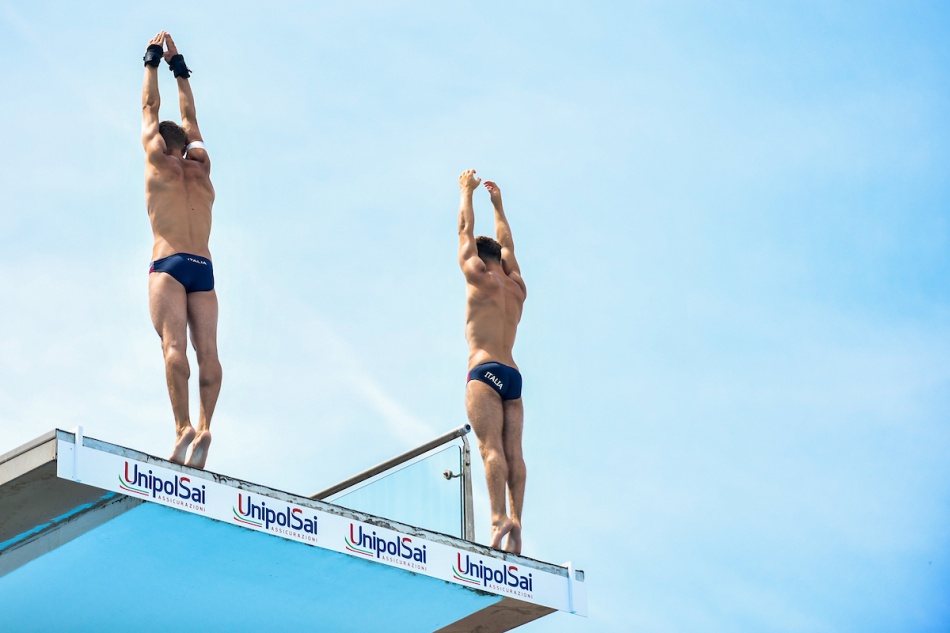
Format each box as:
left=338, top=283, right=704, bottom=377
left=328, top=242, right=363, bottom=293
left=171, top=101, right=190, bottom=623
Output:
left=504, top=522, right=522, bottom=555
left=185, top=429, right=212, bottom=469
left=489, top=517, right=515, bottom=550
left=170, top=426, right=196, bottom=464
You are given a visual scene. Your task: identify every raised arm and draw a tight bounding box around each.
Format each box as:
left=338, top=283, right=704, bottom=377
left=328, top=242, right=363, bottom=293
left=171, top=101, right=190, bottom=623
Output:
left=458, top=169, right=486, bottom=278
left=484, top=180, right=523, bottom=283
left=141, top=31, right=167, bottom=165
left=163, top=33, right=209, bottom=167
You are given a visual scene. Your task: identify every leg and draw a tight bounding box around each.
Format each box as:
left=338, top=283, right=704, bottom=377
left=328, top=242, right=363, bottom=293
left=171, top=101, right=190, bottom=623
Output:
left=185, top=289, right=221, bottom=469
left=502, top=398, right=526, bottom=554
left=148, top=273, right=195, bottom=463
left=466, top=380, right=514, bottom=549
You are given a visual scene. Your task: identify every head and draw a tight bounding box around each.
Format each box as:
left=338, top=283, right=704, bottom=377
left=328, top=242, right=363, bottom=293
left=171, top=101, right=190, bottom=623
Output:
left=159, top=121, right=188, bottom=156
left=475, top=236, right=502, bottom=265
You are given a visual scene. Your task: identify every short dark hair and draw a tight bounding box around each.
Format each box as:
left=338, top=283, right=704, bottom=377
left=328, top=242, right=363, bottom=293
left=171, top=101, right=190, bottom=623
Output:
left=159, top=121, right=187, bottom=152
left=476, top=236, right=502, bottom=263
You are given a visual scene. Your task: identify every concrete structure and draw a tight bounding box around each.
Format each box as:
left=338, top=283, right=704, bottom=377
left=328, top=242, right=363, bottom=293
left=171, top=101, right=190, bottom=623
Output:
left=0, top=430, right=586, bottom=632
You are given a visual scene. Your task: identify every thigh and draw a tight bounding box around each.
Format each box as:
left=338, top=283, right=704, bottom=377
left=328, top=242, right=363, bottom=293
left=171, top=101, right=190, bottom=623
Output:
left=502, top=398, right=524, bottom=460
left=466, top=380, right=505, bottom=452
left=149, top=272, right=188, bottom=344
left=187, top=290, right=219, bottom=357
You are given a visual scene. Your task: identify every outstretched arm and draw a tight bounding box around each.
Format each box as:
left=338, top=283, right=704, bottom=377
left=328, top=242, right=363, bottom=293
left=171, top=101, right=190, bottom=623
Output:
left=164, top=33, right=209, bottom=167
left=484, top=181, right=523, bottom=284
left=142, top=31, right=167, bottom=165
left=458, top=169, right=486, bottom=278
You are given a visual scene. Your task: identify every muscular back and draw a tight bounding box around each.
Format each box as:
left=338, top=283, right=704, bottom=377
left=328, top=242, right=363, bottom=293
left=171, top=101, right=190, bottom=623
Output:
left=464, top=264, right=526, bottom=369
left=145, top=155, right=215, bottom=261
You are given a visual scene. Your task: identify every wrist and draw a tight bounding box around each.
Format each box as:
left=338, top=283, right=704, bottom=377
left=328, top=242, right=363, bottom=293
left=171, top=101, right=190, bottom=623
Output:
left=168, top=54, right=192, bottom=79
left=143, top=44, right=163, bottom=67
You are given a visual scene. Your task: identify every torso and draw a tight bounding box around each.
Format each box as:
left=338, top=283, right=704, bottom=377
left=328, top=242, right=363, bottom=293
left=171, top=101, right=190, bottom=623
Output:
left=464, top=266, right=526, bottom=370
left=145, top=155, right=215, bottom=261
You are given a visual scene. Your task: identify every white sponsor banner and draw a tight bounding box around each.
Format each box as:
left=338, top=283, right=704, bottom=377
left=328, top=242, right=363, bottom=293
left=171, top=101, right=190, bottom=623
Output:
left=55, top=439, right=586, bottom=616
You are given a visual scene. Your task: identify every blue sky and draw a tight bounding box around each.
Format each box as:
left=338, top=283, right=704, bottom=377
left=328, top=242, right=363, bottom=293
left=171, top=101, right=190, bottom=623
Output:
left=1, top=1, right=948, bottom=631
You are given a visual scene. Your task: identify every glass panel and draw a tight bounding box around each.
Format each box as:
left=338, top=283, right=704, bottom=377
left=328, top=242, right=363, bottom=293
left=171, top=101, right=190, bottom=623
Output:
left=330, top=445, right=464, bottom=538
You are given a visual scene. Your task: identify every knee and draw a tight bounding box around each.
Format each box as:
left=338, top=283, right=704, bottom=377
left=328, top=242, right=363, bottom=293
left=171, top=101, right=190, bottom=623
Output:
left=481, top=445, right=509, bottom=473
left=163, top=343, right=190, bottom=378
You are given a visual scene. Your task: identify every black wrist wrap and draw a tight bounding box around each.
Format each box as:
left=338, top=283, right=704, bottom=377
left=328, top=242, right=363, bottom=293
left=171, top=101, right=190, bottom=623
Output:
left=168, top=54, right=192, bottom=79
left=143, top=44, right=163, bottom=67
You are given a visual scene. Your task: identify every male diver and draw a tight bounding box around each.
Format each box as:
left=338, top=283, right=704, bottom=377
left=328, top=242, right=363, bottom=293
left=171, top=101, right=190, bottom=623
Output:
left=457, top=169, right=528, bottom=554
left=142, top=31, right=221, bottom=468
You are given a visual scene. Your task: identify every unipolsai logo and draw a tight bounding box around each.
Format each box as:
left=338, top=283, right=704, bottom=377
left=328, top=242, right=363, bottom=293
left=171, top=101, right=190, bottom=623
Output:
left=452, top=553, right=533, bottom=596
left=232, top=493, right=318, bottom=542
left=119, top=461, right=206, bottom=507
left=344, top=523, right=427, bottom=570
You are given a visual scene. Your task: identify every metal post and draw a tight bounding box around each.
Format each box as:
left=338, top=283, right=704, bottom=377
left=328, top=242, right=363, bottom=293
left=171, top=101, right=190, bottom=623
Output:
left=461, top=434, right=475, bottom=541
left=72, top=426, right=84, bottom=482
left=566, top=560, right=576, bottom=614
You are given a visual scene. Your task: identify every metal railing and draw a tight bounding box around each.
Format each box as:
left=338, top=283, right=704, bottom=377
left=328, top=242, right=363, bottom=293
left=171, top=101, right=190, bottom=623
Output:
left=311, top=424, right=475, bottom=541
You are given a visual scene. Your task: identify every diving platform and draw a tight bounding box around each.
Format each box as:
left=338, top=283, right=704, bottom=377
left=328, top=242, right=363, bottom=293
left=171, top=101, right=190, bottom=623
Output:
left=0, top=429, right=586, bottom=631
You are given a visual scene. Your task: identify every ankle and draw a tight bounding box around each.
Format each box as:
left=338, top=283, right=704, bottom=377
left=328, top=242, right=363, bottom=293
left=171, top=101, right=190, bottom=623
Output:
left=491, top=516, right=511, bottom=528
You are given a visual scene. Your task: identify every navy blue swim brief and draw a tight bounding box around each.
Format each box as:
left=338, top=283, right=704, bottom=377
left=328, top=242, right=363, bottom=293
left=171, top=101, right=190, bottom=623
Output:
left=149, top=253, right=214, bottom=293
left=467, top=362, right=523, bottom=400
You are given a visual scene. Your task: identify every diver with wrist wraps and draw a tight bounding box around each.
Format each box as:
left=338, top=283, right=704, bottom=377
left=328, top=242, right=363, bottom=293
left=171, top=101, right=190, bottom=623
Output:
left=142, top=31, right=221, bottom=469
